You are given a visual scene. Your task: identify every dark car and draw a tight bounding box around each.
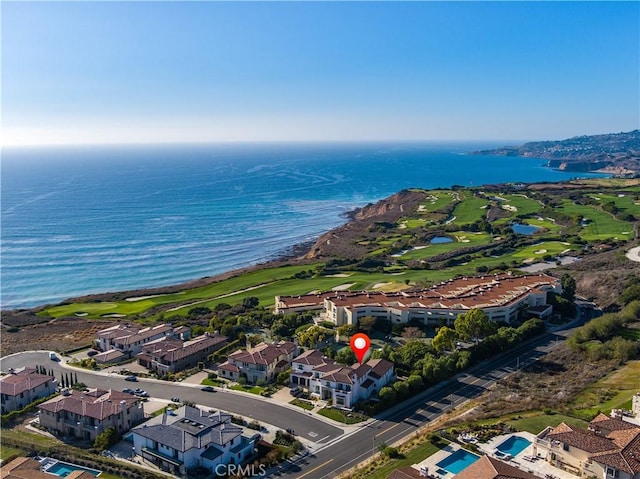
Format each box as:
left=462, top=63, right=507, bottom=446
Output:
left=201, top=386, right=215, bottom=392
left=86, top=350, right=99, bottom=357
left=122, top=388, right=135, bottom=394
left=124, top=375, right=138, bottom=382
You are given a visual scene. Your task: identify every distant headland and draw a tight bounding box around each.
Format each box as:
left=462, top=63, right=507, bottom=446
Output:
left=471, top=130, right=640, bottom=175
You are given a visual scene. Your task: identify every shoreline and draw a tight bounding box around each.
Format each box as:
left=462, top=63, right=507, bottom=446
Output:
left=3, top=172, right=636, bottom=315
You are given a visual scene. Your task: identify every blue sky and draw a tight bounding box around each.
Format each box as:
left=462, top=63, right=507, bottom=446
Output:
left=2, top=1, right=638, bottom=146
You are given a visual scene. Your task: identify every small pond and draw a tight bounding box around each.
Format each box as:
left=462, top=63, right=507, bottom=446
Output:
left=430, top=236, right=454, bottom=244
left=511, top=223, right=541, bottom=235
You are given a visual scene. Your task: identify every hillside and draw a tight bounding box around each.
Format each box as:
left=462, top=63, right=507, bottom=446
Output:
left=472, top=130, right=640, bottom=174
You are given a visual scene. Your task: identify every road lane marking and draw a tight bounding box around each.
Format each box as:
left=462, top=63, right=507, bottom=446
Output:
left=297, top=459, right=334, bottom=479
left=377, top=422, right=402, bottom=436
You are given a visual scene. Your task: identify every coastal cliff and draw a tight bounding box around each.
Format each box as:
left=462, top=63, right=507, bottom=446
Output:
left=472, top=130, right=640, bottom=174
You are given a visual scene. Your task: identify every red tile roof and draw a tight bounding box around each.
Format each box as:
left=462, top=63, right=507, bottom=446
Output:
left=39, top=389, right=141, bottom=420
left=277, top=273, right=559, bottom=313
left=0, top=368, right=53, bottom=397
left=228, top=341, right=296, bottom=366
left=454, top=455, right=539, bottom=479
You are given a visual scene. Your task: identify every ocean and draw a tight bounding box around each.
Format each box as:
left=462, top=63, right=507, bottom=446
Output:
left=1, top=142, right=606, bottom=309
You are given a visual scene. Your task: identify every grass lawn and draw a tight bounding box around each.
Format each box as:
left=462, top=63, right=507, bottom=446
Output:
left=570, top=360, right=640, bottom=419
left=43, top=263, right=323, bottom=318
left=452, top=196, right=489, bottom=224
left=558, top=200, right=634, bottom=241
left=523, top=217, right=562, bottom=233
left=317, top=407, right=369, bottom=424
left=0, top=446, right=23, bottom=461
left=511, top=241, right=578, bottom=261
left=201, top=377, right=227, bottom=387
left=590, top=192, right=640, bottom=214
left=230, top=384, right=266, bottom=395
left=417, top=190, right=457, bottom=213
left=290, top=398, right=315, bottom=410
left=504, top=412, right=588, bottom=434
left=363, top=441, right=441, bottom=479
left=500, top=194, right=543, bottom=217
left=401, top=232, right=492, bottom=260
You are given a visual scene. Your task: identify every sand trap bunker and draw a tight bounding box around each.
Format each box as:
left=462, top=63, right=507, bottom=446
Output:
left=626, top=246, right=640, bottom=263
left=534, top=249, right=547, bottom=255
left=332, top=283, right=355, bottom=291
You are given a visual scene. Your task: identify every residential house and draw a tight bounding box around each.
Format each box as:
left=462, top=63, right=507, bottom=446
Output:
left=137, top=332, right=228, bottom=377
left=95, top=323, right=176, bottom=359
left=633, top=392, right=640, bottom=419
left=218, top=341, right=297, bottom=384
left=0, top=368, right=57, bottom=414
left=131, top=405, right=258, bottom=476
left=290, top=349, right=394, bottom=408
left=39, top=388, right=144, bottom=442
left=534, top=414, right=640, bottom=479
left=454, top=455, right=540, bottom=479
left=0, top=457, right=96, bottom=479
left=276, top=273, right=561, bottom=326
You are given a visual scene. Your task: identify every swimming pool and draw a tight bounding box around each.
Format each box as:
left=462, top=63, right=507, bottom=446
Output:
left=496, top=435, right=532, bottom=457
left=45, top=461, right=101, bottom=477
left=435, top=449, right=480, bottom=474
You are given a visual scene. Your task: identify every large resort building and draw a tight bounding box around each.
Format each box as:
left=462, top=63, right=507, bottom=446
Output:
left=275, top=273, right=561, bottom=326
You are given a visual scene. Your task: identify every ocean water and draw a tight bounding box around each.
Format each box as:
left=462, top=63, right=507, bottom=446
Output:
left=1, top=142, right=605, bottom=309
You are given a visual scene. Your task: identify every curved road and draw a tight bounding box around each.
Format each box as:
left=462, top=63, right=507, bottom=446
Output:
left=1, top=306, right=597, bottom=478
left=0, top=352, right=342, bottom=446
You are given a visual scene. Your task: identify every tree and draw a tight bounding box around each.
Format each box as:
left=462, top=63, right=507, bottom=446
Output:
left=335, top=347, right=357, bottom=366
left=454, top=309, right=495, bottom=344
left=94, top=427, right=118, bottom=451
left=242, top=297, right=260, bottom=310
left=561, top=273, right=576, bottom=302
left=337, top=324, right=358, bottom=338
left=432, top=326, right=457, bottom=353
left=358, top=316, right=376, bottom=333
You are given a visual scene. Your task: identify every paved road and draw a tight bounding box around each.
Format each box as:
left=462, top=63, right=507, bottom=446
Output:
left=0, top=352, right=343, bottom=445
left=273, top=307, right=597, bottom=479
left=1, top=306, right=597, bottom=479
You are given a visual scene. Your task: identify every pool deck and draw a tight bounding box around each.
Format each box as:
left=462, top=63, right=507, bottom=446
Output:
left=414, top=433, right=580, bottom=478
left=414, top=443, right=476, bottom=478
left=479, top=433, right=578, bottom=479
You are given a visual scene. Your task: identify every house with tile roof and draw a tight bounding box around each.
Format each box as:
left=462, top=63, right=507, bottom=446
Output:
left=95, top=323, right=178, bottom=360
left=276, top=273, right=561, bottom=326
left=137, top=332, right=227, bottom=377
left=290, top=349, right=394, bottom=408
left=0, top=457, right=96, bottom=479
left=38, top=388, right=144, bottom=442
left=217, top=341, right=298, bottom=384
left=534, top=414, right=640, bottom=479
left=131, top=405, right=258, bottom=476
left=454, top=455, right=541, bottom=479
left=0, top=367, right=57, bottom=414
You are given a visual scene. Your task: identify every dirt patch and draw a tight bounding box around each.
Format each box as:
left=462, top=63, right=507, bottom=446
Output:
left=1, top=318, right=116, bottom=356
left=465, top=344, right=618, bottom=421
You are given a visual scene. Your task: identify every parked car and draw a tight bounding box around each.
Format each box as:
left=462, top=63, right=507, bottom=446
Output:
left=49, top=352, right=58, bottom=361
left=124, top=375, right=138, bottom=382
left=200, top=386, right=215, bottom=392
left=134, top=389, right=149, bottom=397
left=290, top=386, right=302, bottom=397
left=122, top=388, right=135, bottom=394
left=171, top=397, right=181, bottom=403
left=86, top=350, right=98, bottom=357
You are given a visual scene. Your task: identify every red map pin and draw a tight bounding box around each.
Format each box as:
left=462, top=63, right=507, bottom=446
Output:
left=350, top=333, right=371, bottom=363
